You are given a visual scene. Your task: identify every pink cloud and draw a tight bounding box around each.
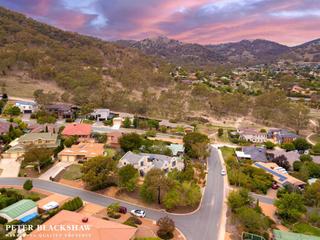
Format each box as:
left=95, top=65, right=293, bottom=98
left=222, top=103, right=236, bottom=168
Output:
left=1, top=0, right=319, bottom=45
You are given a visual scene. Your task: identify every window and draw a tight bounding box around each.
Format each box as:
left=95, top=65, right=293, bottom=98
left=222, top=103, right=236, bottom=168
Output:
left=172, top=161, right=176, bottom=167
left=140, top=161, right=144, bottom=166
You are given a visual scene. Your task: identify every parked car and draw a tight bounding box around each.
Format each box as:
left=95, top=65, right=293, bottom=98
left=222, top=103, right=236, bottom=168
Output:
left=130, top=209, right=146, bottom=218
left=272, top=182, right=279, bottom=190
left=221, top=169, right=226, bottom=176
left=119, top=206, right=127, bottom=214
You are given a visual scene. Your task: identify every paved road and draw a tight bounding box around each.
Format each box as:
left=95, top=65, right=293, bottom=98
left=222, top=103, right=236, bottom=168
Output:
left=0, top=146, right=225, bottom=240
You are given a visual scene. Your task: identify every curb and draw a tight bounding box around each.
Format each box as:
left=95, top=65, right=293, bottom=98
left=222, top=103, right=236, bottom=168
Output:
left=0, top=176, right=202, bottom=217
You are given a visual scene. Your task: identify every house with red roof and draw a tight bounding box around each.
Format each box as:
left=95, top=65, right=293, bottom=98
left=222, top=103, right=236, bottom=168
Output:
left=62, top=123, right=92, bottom=139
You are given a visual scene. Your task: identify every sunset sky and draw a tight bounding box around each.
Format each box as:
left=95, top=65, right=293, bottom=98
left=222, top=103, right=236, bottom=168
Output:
left=1, top=0, right=320, bottom=46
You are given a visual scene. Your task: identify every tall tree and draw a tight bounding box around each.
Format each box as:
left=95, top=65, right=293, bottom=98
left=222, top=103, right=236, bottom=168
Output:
left=81, top=156, right=117, bottom=190
left=118, top=165, right=139, bottom=192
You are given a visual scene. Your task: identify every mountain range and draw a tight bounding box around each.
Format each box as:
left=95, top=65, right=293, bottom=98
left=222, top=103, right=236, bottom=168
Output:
left=116, top=36, right=320, bottom=66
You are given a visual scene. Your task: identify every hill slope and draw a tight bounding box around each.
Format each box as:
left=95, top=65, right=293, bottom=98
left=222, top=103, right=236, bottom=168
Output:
left=281, top=38, right=320, bottom=62
left=117, top=37, right=320, bottom=66
left=0, top=7, right=174, bottom=112
left=116, top=36, right=225, bottom=66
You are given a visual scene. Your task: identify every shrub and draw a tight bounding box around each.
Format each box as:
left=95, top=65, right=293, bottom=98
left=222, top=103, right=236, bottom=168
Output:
left=227, top=188, right=253, bottom=212
left=23, top=179, right=33, bottom=191
left=282, top=143, right=296, bottom=151
left=157, top=216, right=175, bottom=239
left=0, top=216, right=8, bottom=224
left=311, top=143, right=320, bottom=155
left=299, top=154, right=313, bottom=162
left=123, top=216, right=142, bottom=227
left=107, top=202, right=121, bottom=219
left=265, top=141, right=275, bottom=149
left=293, top=161, right=303, bottom=171
left=61, top=197, right=83, bottom=211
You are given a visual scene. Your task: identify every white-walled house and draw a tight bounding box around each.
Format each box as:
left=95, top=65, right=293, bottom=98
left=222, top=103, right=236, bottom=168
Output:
left=118, top=151, right=184, bottom=176
left=238, top=128, right=267, bottom=143
left=15, top=101, right=37, bottom=114
left=90, top=109, right=110, bottom=121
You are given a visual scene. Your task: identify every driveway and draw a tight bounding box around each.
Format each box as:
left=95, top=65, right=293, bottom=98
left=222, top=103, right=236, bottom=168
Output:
left=39, top=161, right=72, bottom=180
left=0, top=158, right=20, bottom=177
left=0, top=146, right=226, bottom=240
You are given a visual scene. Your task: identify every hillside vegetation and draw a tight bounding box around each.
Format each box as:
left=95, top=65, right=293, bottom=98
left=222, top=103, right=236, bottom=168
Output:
left=0, top=7, right=311, bottom=130
left=0, top=7, right=173, bottom=111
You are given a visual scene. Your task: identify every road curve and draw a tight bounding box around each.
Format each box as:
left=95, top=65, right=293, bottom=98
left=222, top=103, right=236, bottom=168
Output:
left=0, top=146, right=225, bottom=240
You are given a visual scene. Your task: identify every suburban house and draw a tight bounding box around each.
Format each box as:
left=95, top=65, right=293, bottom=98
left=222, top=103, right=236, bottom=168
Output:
left=19, top=132, right=59, bottom=148
left=267, top=129, right=299, bottom=144
left=119, top=151, right=184, bottom=176
left=0, top=121, right=18, bottom=135
left=15, top=101, right=37, bottom=114
left=23, top=210, right=138, bottom=240
left=168, top=143, right=185, bottom=156
left=0, top=199, right=38, bottom=222
left=159, top=119, right=194, bottom=133
left=29, top=124, right=58, bottom=134
left=2, top=132, right=59, bottom=158
left=58, top=142, right=105, bottom=162
left=45, top=103, right=79, bottom=119
left=253, top=162, right=306, bottom=188
left=62, top=123, right=92, bottom=139
left=90, top=108, right=111, bottom=121
left=107, top=131, right=123, bottom=147
left=238, top=128, right=267, bottom=143
left=236, top=146, right=268, bottom=162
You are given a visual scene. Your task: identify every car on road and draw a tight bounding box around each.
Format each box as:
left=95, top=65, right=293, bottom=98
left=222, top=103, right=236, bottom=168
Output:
left=221, top=169, right=226, bottom=176
left=131, top=209, right=146, bottom=218
left=119, top=206, right=127, bottom=214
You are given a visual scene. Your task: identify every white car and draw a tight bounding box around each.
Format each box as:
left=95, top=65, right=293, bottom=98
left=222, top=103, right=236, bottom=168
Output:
left=131, top=209, right=146, bottom=218
left=221, top=169, right=227, bottom=176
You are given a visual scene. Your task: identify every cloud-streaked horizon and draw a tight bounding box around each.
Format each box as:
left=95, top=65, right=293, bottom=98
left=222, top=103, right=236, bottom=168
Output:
left=1, top=0, right=320, bottom=46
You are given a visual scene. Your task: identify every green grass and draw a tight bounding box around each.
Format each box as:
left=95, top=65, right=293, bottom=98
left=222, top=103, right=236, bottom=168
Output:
left=309, top=134, right=320, bottom=144
left=62, top=164, right=82, bottom=180
left=220, top=146, right=236, bottom=161
left=292, top=222, right=320, bottom=236
left=81, top=119, right=94, bottom=124
left=6, top=188, right=47, bottom=200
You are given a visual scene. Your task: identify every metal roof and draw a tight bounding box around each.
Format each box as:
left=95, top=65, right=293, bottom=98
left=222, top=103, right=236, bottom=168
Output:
left=273, top=230, right=320, bottom=240
left=0, top=199, right=36, bottom=218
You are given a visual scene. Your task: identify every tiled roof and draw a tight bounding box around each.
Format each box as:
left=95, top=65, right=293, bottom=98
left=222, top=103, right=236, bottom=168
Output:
left=62, top=123, right=92, bottom=136
left=19, top=132, right=58, bottom=141
left=23, top=210, right=137, bottom=240
left=58, top=143, right=104, bottom=158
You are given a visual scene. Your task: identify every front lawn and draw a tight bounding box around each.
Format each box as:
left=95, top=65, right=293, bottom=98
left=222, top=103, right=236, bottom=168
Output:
left=62, top=164, right=82, bottom=180
left=220, top=146, right=236, bottom=161
left=309, top=134, right=320, bottom=144
left=292, top=222, right=320, bottom=236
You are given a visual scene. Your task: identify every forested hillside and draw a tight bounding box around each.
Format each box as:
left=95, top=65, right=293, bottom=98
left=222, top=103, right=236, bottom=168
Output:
left=0, top=7, right=174, bottom=112
left=0, top=7, right=311, bottom=130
